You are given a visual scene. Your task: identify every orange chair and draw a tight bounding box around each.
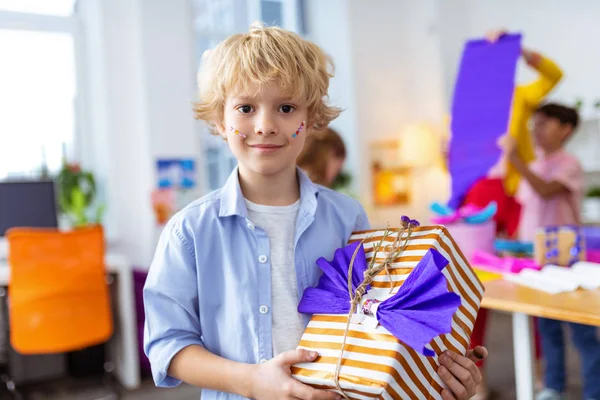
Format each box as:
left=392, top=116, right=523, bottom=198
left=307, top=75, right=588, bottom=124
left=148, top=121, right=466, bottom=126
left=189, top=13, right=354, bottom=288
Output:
left=6, top=225, right=113, bottom=355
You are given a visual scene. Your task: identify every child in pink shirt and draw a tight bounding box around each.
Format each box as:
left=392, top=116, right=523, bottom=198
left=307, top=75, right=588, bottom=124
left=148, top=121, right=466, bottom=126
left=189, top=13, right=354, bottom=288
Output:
left=515, top=104, right=584, bottom=242
left=505, top=103, right=600, bottom=400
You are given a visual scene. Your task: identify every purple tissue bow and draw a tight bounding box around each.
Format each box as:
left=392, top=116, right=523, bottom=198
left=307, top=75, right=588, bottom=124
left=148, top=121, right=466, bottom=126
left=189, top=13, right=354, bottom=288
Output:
left=298, top=242, right=462, bottom=356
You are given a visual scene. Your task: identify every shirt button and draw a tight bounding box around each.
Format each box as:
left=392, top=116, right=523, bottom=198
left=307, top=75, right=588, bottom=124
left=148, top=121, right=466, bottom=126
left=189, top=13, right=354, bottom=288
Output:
left=258, top=255, right=268, bottom=264
left=259, top=305, right=269, bottom=314
left=246, top=221, right=255, bottom=230
left=260, top=358, right=268, bottom=363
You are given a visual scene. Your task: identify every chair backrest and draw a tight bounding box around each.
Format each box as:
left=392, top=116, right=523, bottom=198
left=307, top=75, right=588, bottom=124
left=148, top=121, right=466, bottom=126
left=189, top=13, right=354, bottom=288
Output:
left=6, top=225, right=113, bottom=354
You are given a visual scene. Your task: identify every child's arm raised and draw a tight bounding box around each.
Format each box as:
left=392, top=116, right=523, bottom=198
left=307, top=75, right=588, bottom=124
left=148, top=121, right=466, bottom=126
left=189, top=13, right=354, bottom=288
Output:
left=519, top=50, right=563, bottom=107
left=485, top=29, right=563, bottom=107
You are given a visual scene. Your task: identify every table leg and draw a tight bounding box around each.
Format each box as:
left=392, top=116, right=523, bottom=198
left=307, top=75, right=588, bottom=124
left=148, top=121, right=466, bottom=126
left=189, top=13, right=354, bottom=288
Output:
left=513, top=312, right=535, bottom=400
left=108, top=265, right=140, bottom=390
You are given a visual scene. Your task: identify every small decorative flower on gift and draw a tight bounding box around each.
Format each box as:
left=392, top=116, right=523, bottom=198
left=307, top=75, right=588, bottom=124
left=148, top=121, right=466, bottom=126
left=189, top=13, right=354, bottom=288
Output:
left=362, top=298, right=380, bottom=316
left=401, top=216, right=420, bottom=228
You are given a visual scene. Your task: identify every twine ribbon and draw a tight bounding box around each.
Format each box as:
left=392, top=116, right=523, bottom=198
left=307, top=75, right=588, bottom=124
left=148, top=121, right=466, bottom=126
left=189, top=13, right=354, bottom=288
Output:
left=333, top=218, right=418, bottom=399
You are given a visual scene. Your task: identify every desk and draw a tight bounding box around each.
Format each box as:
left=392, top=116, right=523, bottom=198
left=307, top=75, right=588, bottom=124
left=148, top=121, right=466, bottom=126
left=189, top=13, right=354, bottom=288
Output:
left=482, top=279, right=600, bottom=400
left=0, top=253, right=141, bottom=390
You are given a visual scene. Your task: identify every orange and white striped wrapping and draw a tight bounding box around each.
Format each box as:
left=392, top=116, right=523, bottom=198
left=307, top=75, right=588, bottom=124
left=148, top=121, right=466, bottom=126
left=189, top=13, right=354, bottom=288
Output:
left=292, top=225, right=485, bottom=400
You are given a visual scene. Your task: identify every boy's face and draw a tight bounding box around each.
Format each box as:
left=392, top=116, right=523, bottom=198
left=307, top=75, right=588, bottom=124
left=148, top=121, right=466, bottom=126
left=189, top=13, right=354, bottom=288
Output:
left=220, top=81, right=309, bottom=179
left=531, top=112, right=572, bottom=151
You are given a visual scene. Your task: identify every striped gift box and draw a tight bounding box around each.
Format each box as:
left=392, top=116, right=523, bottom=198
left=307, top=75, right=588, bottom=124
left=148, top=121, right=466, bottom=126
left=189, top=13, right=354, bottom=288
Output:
left=292, top=225, right=484, bottom=400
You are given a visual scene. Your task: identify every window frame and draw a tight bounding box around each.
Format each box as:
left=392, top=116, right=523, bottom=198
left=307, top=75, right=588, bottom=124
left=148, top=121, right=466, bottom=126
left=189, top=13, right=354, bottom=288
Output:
left=0, top=7, right=84, bottom=177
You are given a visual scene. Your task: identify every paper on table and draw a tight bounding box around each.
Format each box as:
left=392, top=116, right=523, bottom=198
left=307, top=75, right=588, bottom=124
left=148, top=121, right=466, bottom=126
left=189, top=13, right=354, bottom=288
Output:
left=572, top=261, right=600, bottom=277
left=504, top=263, right=600, bottom=294
left=504, top=270, right=578, bottom=294
left=448, top=34, right=522, bottom=209
left=540, top=265, right=600, bottom=291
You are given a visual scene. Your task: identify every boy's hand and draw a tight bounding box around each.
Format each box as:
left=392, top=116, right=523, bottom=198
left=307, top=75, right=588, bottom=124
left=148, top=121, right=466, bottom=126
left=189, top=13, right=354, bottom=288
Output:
left=522, top=49, right=542, bottom=67
left=249, top=349, right=341, bottom=400
left=498, top=134, right=518, bottom=162
left=485, top=28, right=541, bottom=67
left=485, top=28, right=508, bottom=43
left=437, top=347, right=488, bottom=400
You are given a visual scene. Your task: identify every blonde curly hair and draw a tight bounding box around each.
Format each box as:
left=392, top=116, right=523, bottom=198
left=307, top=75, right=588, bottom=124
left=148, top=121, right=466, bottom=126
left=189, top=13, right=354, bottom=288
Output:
left=193, top=22, right=341, bottom=134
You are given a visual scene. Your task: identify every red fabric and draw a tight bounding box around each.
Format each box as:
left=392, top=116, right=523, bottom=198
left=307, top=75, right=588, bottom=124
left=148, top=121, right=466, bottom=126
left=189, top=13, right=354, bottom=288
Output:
left=465, top=178, right=541, bottom=364
left=463, top=178, right=521, bottom=237
left=470, top=308, right=489, bottom=367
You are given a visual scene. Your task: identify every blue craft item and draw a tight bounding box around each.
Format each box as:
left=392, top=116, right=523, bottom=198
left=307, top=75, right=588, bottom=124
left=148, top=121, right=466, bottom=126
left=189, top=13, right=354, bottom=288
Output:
left=430, top=201, right=497, bottom=225
left=494, top=239, right=534, bottom=255
left=430, top=202, right=455, bottom=217
left=565, top=225, right=584, bottom=266
left=544, top=226, right=560, bottom=265
left=464, top=202, right=498, bottom=224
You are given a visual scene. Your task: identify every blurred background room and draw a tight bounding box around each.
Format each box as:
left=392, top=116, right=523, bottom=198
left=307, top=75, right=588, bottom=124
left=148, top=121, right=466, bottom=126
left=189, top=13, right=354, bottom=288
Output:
left=1, top=0, right=600, bottom=399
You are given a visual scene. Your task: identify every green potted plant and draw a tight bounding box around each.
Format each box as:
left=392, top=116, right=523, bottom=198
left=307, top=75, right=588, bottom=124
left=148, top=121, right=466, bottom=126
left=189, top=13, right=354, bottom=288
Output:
left=56, top=162, right=105, bottom=228
left=331, top=170, right=359, bottom=199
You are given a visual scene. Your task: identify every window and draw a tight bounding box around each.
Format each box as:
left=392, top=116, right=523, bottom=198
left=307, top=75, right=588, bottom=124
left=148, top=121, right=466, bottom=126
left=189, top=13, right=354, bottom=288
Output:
left=0, top=0, right=74, bottom=16
left=193, top=0, right=304, bottom=191
left=261, top=0, right=282, bottom=27
left=0, top=1, right=78, bottom=179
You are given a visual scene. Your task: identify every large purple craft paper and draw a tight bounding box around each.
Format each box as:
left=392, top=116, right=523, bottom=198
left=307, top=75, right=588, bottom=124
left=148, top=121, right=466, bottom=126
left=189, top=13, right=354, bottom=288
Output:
left=448, top=34, right=522, bottom=209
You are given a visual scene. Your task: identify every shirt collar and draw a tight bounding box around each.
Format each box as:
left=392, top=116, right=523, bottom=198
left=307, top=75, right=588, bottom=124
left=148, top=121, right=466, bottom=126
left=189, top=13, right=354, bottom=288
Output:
left=218, top=166, right=319, bottom=218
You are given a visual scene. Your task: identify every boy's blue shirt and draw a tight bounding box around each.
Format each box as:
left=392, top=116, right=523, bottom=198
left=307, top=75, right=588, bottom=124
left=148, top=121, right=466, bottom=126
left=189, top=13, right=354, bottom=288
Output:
left=143, top=166, right=370, bottom=399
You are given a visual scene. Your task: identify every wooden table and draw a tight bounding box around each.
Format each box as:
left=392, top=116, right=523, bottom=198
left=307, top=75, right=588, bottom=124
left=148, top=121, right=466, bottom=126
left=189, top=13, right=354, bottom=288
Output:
left=481, top=279, right=600, bottom=400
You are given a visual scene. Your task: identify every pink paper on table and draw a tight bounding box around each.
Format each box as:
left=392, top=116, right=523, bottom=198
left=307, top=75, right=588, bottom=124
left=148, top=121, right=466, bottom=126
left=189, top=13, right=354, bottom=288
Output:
left=472, top=250, right=541, bottom=274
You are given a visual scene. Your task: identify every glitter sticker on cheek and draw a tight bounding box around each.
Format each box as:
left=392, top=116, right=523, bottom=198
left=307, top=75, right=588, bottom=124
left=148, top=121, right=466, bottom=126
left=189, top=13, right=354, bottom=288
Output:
left=291, top=121, right=306, bottom=138
left=230, top=126, right=247, bottom=139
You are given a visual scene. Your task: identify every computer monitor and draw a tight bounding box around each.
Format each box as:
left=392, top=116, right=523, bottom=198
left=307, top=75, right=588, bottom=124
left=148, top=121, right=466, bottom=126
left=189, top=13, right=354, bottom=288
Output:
left=0, top=180, right=59, bottom=237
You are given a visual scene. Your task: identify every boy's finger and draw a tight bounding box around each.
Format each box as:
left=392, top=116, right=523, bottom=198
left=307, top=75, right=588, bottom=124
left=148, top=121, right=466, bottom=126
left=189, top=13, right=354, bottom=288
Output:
left=440, top=351, right=481, bottom=384
left=289, top=380, right=341, bottom=400
left=437, top=365, right=470, bottom=400
left=278, top=348, right=318, bottom=366
left=465, top=346, right=488, bottom=364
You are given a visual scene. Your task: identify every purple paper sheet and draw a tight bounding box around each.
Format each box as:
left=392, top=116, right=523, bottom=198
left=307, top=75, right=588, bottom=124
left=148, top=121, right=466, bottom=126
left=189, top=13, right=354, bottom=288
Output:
left=448, top=34, right=522, bottom=209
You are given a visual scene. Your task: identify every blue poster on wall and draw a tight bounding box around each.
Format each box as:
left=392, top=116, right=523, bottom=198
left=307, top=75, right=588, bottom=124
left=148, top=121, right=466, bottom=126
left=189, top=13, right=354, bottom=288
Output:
left=156, top=159, right=196, bottom=189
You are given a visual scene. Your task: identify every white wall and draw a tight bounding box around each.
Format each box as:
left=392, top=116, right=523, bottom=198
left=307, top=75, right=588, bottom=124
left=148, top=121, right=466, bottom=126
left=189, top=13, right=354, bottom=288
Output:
left=141, top=1, right=200, bottom=163
left=305, top=0, right=600, bottom=226
left=79, top=0, right=200, bottom=268
left=438, top=0, right=600, bottom=118
left=78, top=0, right=600, bottom=260
left=348, top=0, right=448, bottom=226
left=304, top=0, right=360, bottom=193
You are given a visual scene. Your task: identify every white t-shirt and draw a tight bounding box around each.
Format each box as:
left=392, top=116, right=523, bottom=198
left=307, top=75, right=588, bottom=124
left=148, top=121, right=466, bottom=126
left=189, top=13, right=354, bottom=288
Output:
left=245, top=199, right=305, bottom=356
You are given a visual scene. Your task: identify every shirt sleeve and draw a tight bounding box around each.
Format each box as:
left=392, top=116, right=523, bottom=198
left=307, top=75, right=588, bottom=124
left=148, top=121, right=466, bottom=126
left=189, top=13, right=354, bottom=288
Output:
left=143, top=216, right=203, bottom=387
left=553, top=157, right=584, bottom=196
left=353, top=201, right=372, bottom=231
left=520, top=55, right=563, bottom=107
